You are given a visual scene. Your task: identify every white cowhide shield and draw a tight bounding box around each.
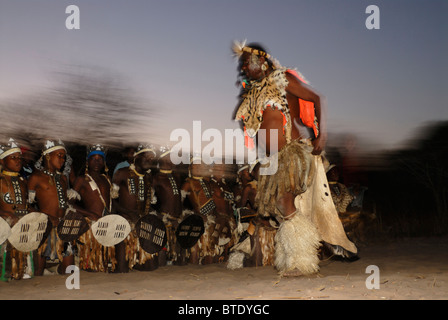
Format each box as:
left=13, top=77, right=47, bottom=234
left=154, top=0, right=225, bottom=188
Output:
left=91, top=214, right=131, bottom=247
left=0, top=217, right=11, bottom=246
left=8, top=212, right=49, bottom=252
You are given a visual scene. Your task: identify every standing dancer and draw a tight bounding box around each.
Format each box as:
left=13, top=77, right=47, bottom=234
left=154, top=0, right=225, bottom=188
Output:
left=232, top=41, right=357, bottom=276
left=72, top=144, right=118, bottom=272
left=112, top=144, right=159, bottom=272
left=152, top=146, right=186, bottom=264
left=28, top=139, right=75, bottom=275
left=0, top=139, right=31, bottom=280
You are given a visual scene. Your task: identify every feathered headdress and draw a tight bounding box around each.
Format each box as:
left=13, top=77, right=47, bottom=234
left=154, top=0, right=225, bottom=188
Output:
left=232, top=40, right=281, bottom=69
left=232, top=39, right=270, bottom=59
left=232, top=39, right=247, bottom=58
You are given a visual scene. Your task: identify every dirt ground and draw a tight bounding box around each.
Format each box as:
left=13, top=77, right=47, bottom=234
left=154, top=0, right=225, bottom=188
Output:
left=0, top=236, right=447, bottom=301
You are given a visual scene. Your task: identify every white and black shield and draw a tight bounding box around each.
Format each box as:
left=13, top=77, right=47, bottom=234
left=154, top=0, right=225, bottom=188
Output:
left=91, top=214, right=131, bottom=247
left=8, top=212, right=49, bottom=252
left=0, top=217, right=11, bottom=246
left=57, top=210, right=89, bottom=242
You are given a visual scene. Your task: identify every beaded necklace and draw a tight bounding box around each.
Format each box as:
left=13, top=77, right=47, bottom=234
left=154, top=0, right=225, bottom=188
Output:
left=42, top=169, right=68, bottom=209
left=159, top=169, right=179, bottom=196
left=191, top=176, right=216, bottom=216
left=0, top=170, right=28, bottom=216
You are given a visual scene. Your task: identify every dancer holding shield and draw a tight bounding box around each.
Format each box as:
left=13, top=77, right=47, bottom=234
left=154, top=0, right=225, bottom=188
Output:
left=0, top=139, right=34, bottom=280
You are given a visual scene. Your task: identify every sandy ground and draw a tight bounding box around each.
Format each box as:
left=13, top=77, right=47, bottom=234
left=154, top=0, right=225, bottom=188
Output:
left=0, top=236, right=447, bottom=301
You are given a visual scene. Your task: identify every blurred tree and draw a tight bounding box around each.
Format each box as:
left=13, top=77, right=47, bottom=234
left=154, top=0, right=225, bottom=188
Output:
left=0, top=65, right=156, bottom=148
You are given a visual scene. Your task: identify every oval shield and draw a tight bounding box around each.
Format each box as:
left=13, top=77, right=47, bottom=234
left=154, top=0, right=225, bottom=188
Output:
left=0, top=217, right=11, bottom=246
left=57, top=210, right=89, bottom=242
left=8, top=212, right=49, bottom=252
left=175, top=214, right=205, bottom=249
left=135, top=214, right=167, bottom=254
left=91, top=214, right=131, bottom=247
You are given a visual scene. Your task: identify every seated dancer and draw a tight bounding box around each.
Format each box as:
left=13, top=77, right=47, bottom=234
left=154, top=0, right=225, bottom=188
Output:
left=19, top=146, right=35, bottom=180
left=152, top=145, right=185, bottom=265
left=71, top=144, right=118, bottom=272
left=233, top=163, right=257, bottom=227
left=326, top=164, right=354, bottom=215
left=113, top=146, right=136, bottom=178
left=181, top=155, right=228, bottom=264
left=209, top=162, right=237, bottom=261
left=326, top=163, right=372, bottom=246
left=210, top=162, right=235, bottom=218
left=228, top=160, right=278, bottom=269
left=233, top=164, right=250, bottom=208
left=28, top=139, right=75, bottom=275
left=231, top=41, right=357, bottom=276
left=0, top=138, right=32, bottom=280
left=112, top=143, right=159, bottom=272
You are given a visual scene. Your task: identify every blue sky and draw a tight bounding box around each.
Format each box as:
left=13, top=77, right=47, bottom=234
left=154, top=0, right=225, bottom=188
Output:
left=0, top=0, right=447, bottom=151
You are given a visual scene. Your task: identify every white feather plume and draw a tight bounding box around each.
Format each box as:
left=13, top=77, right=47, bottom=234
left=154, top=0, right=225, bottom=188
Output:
left=232, top=39, right=247, bottom=58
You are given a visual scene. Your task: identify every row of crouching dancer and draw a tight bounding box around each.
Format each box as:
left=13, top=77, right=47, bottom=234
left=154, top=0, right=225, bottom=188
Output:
left=0, top=138, right=258, bottom=279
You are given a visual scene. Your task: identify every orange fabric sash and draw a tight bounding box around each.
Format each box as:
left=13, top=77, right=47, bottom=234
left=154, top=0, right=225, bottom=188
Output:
left=286, top=70, right=319, bottom=137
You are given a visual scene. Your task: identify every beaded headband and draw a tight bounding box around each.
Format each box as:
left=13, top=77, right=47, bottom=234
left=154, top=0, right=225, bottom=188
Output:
left=0, top=138, right=21, bottom=160
left=42, top=139, right=66, bottom=156
left=134, top=143, right=156, bottom=157
left=87, top=144, right=107, bottom=159
left=232, top=40, right=281, bottom=69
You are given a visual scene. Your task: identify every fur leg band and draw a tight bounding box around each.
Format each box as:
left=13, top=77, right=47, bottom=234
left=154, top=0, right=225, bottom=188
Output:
left=274, top=211, right=321, bottom=276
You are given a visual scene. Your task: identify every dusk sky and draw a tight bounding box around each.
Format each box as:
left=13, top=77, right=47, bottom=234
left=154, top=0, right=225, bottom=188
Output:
left=1, top=0, right=447, bottom=153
